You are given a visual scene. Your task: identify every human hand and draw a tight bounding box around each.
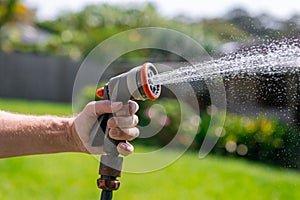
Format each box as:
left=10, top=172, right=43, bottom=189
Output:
left=70, top=100, right=139, bottom=156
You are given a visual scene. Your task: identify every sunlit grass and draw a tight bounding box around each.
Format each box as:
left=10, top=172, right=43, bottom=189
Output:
left=117, top=148, right=300, bottom=200
left=0, top=98, right=72, bottom=116
left=0, top=98, right=300, bottom=199
left=0, top=149, right=299, bottom=200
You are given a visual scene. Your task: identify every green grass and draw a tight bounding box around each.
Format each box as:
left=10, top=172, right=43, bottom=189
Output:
left=0, top=98, right=300, bottom=199
left=119, top=151, right=300, bottom=200
left=0, top=98, right=72, bottom=116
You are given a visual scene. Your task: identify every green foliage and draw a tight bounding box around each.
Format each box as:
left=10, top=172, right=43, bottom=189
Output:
left=136, top=98, right=200, bottom=147
left=201, top=19, right=250, bottom=42
left=74, top=85, right=102, bottom=113
left=33, top=4, right=168, bottom=61
left=1, top=3, right=300, bottom=60
left=0, top=0, right=18, bottom=28
left=137, top=97, right=300, bottom=168
left=195, top=111, right=300, bottom=168
left=137, top=97, right=300, bottom=169
left=73, top=82, right=106, bottom=113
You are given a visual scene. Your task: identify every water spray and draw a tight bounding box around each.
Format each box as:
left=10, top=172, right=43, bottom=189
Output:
left=89, top=40, right=300, bottom=200
left=92, top=62, right=161, bottom=200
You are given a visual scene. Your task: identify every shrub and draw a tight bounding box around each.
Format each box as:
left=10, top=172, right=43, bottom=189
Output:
left=135, top=98, right=200, bottom=148
left=74, top=84, right=103, bottom=112
left=77, top=86, right=300, bottom=168
left=195, top=111, right=300, bottom=168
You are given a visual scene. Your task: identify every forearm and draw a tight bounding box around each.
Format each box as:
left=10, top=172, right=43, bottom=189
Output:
left=0, top=111, right=82, bottom=158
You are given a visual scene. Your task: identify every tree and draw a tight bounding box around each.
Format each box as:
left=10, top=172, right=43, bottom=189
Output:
left=0, top=0, right=18, bottom=28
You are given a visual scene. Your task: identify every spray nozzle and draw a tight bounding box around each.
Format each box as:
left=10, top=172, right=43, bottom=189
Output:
left=96, top=62, right=161, bottom=101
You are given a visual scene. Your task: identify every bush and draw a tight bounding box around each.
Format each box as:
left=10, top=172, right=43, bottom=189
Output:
left=74, top=84, right=103, bottom=113
left=77, top=86, right=300, bottom=168
left=137, top=98, right=300, bottom=168
left=195, top=111, right=300, bottom=168
left=135, top=98, right=200, bottom=148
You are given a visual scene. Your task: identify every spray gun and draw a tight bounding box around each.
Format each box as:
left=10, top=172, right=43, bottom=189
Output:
left=92, top=62, right=161, bottom=200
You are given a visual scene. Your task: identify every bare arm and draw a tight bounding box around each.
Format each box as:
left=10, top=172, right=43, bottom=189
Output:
left=0, top=111, right=77, bottom=158
left=0, top=100, right=139, bottom=158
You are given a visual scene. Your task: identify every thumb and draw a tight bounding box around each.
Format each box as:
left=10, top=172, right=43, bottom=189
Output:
left=94, top=100, right=123, bottom=116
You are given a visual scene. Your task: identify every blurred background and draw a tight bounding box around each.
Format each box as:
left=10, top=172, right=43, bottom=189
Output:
left=1, top=0, right=300, bottom=199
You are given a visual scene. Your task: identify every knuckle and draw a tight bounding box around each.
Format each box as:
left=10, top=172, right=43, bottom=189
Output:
left=110, top=128, right=136, bottom=140
left=107, top=118, right=116, bottom=128
left=86, top=101, right=95, bottom=107
left=133, top=128, right=140, bottom=138
left=116, top=106, right=130, bottom=116
left=126, top=128, right=139, bottom=141
left=109, top=128, right=120, bottom=139
left=133, top=115, right=139, bottom=125
left=85, top=101, right=95, bottom=111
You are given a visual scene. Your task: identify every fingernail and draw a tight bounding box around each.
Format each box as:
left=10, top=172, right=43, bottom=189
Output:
left=120, top=143, right=128, bottom=150
left=121, top=143, right=132, bottom=151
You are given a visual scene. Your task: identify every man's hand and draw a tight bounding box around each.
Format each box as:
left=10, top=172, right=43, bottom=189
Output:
left=71, top=100, right=139, bottom=156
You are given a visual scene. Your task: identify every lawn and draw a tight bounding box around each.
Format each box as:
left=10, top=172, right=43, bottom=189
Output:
left=0, top=98, right=300, bottom=200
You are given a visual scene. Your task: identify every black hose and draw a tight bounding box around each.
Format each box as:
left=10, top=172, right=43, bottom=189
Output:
left=100, top=190, right=112, bottom=200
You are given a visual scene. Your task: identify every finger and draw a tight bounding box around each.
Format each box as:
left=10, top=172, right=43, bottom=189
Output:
left=92, top=100, right=123, bottom=116
left=107, top=115, right=139, bottom=128
left=128, top=100, right=139, bottom=115
left=115, top=104, right=131, bottom=116
left=117, top=142, right=134, bottom=156
left=115, top=101, right=139, bottom=116
left=109, top=127, right=139, bottom=141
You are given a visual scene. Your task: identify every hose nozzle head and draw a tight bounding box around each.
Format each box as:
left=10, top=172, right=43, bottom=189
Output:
left=96, top=62, right=161, bottom=101
left=139, top=62, right=161, bottom=100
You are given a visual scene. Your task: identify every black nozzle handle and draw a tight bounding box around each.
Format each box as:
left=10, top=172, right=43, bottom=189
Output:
left=91, top=112, right=125, bottom=155
left=91, top=84, right=125, bottom=149
left=91, top=113, right=109, bottom=147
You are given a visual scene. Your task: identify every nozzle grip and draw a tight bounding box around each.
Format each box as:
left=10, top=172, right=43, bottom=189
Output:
left=92, top=84, right=125, bottom=149
left=91, top=113, right=109, bottom=147
left=103, top=103, right=132, bottom=155
left=103, top=114, right=124, bottom=156
left=91, top=113, right=125, bottom=154
left=92, top=85, right=127, bottom=152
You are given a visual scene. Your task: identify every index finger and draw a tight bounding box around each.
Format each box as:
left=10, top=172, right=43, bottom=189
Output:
left=93, top=100, right=123, bottom=116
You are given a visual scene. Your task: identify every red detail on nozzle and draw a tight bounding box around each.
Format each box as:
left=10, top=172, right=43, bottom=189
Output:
left=141, top=63, right=159, bottom=100
left=96, top=87, right=104, bottom=99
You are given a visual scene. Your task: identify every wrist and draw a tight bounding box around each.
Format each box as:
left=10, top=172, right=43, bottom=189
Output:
left=67, top=118, right=89, bottom=153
